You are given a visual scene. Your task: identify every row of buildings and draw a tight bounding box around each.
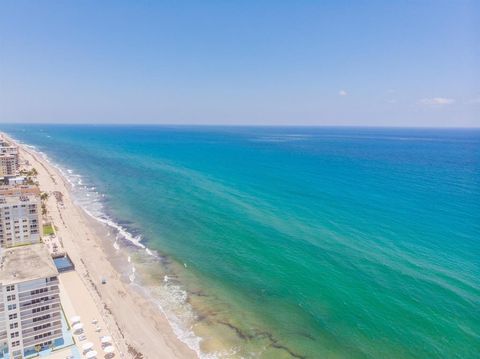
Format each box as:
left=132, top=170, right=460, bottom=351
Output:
left=0, top=138, right=64, bottom=359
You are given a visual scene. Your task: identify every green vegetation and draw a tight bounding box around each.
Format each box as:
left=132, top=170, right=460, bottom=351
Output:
left=43, top=223, right=55, bottom=236
left=19, top=168, right=39, bottom=186
left=20, top=168, right=38, bottom=177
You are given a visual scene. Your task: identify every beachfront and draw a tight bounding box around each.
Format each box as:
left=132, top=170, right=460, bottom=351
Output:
left=0, top=134, right=195, bottom=359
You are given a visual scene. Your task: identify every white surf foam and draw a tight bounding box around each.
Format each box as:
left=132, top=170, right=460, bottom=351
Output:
left=9, top=136, right=227, bottom=359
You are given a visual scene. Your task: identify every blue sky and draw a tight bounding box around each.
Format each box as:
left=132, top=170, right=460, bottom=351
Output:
left=0, top=1, right=478, bottom=126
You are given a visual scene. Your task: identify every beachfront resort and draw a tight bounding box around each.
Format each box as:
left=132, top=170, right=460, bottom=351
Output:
left=0, top=136, right=117, bottom=359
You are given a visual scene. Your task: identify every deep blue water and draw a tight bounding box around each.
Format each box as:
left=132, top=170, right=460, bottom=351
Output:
left=2, top=124, right=479, bottom=359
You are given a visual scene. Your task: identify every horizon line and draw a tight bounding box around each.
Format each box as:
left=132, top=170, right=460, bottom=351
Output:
left=0, top=122, right=479, bottom=130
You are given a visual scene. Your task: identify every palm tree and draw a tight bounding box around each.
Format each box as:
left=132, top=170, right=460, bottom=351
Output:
left=34, top=344, right=42, bottom=354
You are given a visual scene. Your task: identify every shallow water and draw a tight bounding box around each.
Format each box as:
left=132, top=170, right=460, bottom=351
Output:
left=3, top=125, right=479, bottom=359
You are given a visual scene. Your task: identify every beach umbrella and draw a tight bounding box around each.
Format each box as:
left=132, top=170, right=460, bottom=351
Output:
left=82, top=342, right=94, bottom=351
left=70, top=315, right=81, bottom=324
left=101, top=336, right=112, bottom=344
left=103, top=346, right=114, bottom=354
left=85, top=350, right=97, bottom=359
left=72, top=323, right=83, bottom=331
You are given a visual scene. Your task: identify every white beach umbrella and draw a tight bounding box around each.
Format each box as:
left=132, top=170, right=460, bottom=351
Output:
left=103, top=346, right=114, bottom=354
left=70, top=315, right=81, bottom=324
left=85, top=350, right=97, bottom=359
left=82, top=342, right=94, bottom=351
left=101, top=336, right=112, bottom=344
left=72, top=322, right=84, bottom=331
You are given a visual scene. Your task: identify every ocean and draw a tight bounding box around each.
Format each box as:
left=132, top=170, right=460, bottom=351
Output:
left=2, top=124, right=479, bottom=359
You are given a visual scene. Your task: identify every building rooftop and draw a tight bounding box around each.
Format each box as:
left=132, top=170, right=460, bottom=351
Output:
left=0, top=185, right=40, bottom=197
left=0, top=243, right=58, bottom=285
left=0, top=193, right=39, bottom=205
left=0, top=146, right=18, bottom=151
left=0, top=153, right=17, bottom=159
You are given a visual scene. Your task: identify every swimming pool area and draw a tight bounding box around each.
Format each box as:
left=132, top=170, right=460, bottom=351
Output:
left=27, top=311, right=79, bottom=359
left=53, top=255, right=75, bottom=272
left=0, top=310, right=81, bottom=359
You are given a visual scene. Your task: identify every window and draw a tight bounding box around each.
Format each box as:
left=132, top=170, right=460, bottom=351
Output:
left=11, top=340, right=20, bottom=347
left=30, top=288, right=48, bottom=296
left=33, top=323, right=51, bottom=331
left=32, top=305, right=49, bottom=314
left=10, top=332, right=19, bottom=338
left=7, top=294, right=16, bottom=301
left=8, top=313, right=17, bottom=320
left=22, top=296, right=51, bottom=307
left=7, top=304, right=17, bottom=311
left=34, top=331, right=52, bottom=340
left=6, top=285, right=15, bottom=291
left=9, top=323, right=18, bottom=329
left=33, top=314, right=51, bottom=323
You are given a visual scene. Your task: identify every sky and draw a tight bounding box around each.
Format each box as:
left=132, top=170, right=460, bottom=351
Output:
left=0, top=1, right=478, bottom=127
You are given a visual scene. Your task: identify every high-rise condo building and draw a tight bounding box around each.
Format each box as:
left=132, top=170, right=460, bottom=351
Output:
left=0, top=194, right=41, bottom=248
left=0, top=244, right=63, bottom=358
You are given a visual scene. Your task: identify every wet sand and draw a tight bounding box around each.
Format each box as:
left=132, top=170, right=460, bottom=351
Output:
left=10, top=135, right=197, bottom=359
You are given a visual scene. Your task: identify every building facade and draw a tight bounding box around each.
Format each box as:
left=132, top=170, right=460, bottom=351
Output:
left=0, top=155, right=18, bottom=179
left=0, top=147, right=19, bottom=171
left=0, top=244, right=63, bottom=358
left=0, top=194, right=41, bottom=248
left=0, top=186, right=40, bottom=198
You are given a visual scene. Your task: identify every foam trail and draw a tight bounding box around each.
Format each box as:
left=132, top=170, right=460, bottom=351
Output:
left=8, top=136, right=220, bottom=359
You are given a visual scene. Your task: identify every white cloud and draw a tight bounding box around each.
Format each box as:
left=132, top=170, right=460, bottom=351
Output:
left=419, top=97, right=455, bottom=105
left=338, top=90, right=348, bottom=96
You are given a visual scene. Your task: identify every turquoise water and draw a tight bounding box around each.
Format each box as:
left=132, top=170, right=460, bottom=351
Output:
left=2, top=125, right=479, bottom=358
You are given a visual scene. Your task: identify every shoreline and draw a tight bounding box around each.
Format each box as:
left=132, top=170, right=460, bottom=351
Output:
left=7, top=134, right=197, bottom=359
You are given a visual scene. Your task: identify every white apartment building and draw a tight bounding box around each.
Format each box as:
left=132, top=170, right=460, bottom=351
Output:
left=0, top=244, right=63, bottom=358
left=0, top=195, right=41, bottom=248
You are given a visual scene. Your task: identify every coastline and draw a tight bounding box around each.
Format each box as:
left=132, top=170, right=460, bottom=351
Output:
left=7, top=134, right=197, bottom=359
left=3, top=127, right=478, bottom=359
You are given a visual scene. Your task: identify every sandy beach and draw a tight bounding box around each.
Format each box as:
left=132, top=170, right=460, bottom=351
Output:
left=8, top=135, right=197, bottom=359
